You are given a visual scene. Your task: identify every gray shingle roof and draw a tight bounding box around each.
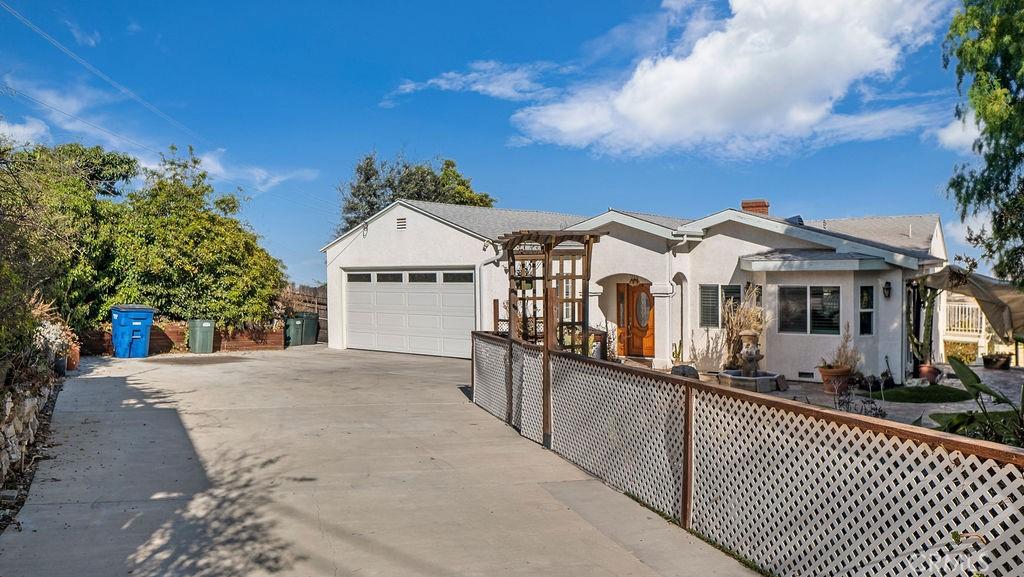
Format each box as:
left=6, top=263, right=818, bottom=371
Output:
left=618, top=210, right=693, bottom=229
left=801, top=214, right=940, bottom=259
left=403, top=200, right=584, bottom=241
left=741, top=249, right=883, bottom=262
left=402, top=200, right=941, bottom=260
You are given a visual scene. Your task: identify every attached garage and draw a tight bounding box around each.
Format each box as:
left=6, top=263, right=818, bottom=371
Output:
left=322, top=199, right=581, bottom=359
left=345, top=269, right=475, bottom=357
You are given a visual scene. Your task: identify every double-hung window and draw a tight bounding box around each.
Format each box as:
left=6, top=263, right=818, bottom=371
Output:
left=778, top=286, right=841, bottom=335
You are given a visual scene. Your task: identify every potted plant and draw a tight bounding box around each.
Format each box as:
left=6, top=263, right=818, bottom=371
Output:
left=982, top=353, right=1012, bottom=370
left=907, top=285, right=942, bottom=383
left=818, top=323, right=860, bottom=394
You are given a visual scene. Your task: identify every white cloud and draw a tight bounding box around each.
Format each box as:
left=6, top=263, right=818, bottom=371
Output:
left=385, top=61, right=562, bottom=106
left=945, top=210, right=991, bottom=247
left=199, top=148, right=319, bottom=192
left=0, top=116, right=50, bottom=144
left=3, top=74, right=149, bottom=153
left=510, top=0, right=950, bottom=156
left=127, top=20, right=142, bottom=35
left=7, top=75, right=318, bottom=192
left=934, top=109, right=981, bottom=154
left=64, top=20, right=101, bottom=47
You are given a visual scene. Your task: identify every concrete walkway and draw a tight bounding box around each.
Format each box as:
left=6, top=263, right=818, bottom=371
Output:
left=0, top=346, right=754, bottom=577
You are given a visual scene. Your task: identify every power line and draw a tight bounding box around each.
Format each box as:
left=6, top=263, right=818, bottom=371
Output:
left=2, top=82, right=162, bottom=154
left=2, top=82, right=338, bottom=213
left=0, top=0, right=207, bottom=144
left=0, top=3, right=339, bottom=214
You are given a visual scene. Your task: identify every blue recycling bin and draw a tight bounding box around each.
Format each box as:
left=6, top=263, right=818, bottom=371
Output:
left=111, top=305, right=156, bottom=358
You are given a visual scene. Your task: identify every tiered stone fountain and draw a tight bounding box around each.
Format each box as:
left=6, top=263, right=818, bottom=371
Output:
left=716, top=329, right=786, bottom=392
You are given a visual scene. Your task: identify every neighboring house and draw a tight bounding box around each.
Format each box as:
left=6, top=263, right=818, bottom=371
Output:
left=321, top=198, right=947, bottom=382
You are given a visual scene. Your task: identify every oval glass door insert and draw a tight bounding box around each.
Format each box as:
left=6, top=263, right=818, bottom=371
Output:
left=635, top=292, right=651, bottom=328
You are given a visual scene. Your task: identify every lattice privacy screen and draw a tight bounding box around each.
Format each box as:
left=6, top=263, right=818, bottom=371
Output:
left=474, top=335, right=545, bottom=443
left=691, top=390, right=1024, bottom=577
left=550, top=353, right=686, bottom=520
left=472, top=335, right=508, bottom=421
left=471, top=333, right=1024, bottom=577
left=511, top=341, right=544, bottom=443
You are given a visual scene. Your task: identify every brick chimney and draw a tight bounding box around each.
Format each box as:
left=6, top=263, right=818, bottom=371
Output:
left=741, top=199, right=770, bottom=215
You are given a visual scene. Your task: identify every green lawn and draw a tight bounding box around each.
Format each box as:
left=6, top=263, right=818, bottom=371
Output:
left=866, top=384, right=974, bottom=403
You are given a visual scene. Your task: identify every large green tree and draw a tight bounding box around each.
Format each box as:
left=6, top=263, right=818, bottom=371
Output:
left=18, top=143, right=138, bottom=331
left=109, top=147, right=286, bottom=327
left=0, top=139, right=137, bottom=363
left=944, top=0, right=1024, bottom=284
left=336, top=152, right=495, bottom=234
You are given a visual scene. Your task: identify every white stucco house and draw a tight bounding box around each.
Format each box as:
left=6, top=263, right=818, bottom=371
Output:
left=321, top=198, right=947, bottom=382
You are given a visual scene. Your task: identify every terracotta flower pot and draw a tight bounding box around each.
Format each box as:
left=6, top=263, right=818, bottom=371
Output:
left=67, top=343, right=81, bottom=371
left=818, top=366, right=852, bottom=394
left=918, top=364, right=941, bottom=384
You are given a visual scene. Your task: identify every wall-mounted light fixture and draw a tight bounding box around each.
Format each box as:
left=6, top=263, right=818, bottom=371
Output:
left=882, top=281, right=892, bottom=299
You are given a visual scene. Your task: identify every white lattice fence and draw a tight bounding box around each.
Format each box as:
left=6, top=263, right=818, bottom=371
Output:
left=550, top=353, right=686, bottom=520
left=691, top=389, right=1024, bottom=577
left=472, top=334, right=509, bottom=422
left=513, top=341, right=544, bottom=443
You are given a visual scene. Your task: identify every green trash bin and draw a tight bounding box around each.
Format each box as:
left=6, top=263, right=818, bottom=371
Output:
left=188, top=319, right=215, bottom=353
left=297, top=312, right=319, bottom=344
left=285, top=317, right=303, bottom=347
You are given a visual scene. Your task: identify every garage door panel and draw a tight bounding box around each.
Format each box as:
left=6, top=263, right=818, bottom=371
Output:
left=442, top=293, right=474, bottom=308
left=376, top=333, right=407, bottom=349
left=376, top=312, right=406, bottom=328
left=407, top=314, right=441, bottom=329
left=408, top=336, right=442, bottom=354
left=347, top=311, right=374, bottom=326
left=375, top=292, right=406, bottom=307
left=407, top=293, right=440, bottom=307
left=347, top=331, right=376, bottom=348
left=345, top=269, right=474, bottom=358
left=441, top=316, right=474, bottom=331
left=347, top=292, right=374, bottom=305
left=441, top=338, right=471, bottom=355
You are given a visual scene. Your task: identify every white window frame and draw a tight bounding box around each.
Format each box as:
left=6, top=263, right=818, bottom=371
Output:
left=777, top=285, right=842, bottom=335
left=859, top=285, right=875, bottom=336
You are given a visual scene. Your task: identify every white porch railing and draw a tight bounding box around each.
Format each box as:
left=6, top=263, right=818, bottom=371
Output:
left=947, top=303, right=985, bottom=335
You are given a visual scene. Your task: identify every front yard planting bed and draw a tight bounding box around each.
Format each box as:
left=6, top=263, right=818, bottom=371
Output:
left=866, top=384, right=973, bottom=403
left=930, top=410, right=1018, bottom=428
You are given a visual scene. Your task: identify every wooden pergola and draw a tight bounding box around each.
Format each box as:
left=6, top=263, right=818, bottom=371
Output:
left=497, top=230, right=605, bottom=355
left=497, top=230, right=604, bottom=446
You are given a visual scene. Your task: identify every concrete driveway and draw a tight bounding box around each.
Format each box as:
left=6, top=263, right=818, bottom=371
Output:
left=0, top=346, right=753, bottom=577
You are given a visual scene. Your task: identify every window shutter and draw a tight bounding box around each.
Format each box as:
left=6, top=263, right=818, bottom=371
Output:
left=699, top=285, right=719, bottom=328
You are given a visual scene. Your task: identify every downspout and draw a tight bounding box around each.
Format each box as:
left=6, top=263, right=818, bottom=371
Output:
left=478, top=242, right=504, bottom=331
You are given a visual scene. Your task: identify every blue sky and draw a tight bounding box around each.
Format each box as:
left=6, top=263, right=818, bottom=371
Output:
left=0, top=0, right=988, bottom=283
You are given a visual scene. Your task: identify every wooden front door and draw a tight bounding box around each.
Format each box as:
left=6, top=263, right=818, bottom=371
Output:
left=616, top=283, right=655, bottom=357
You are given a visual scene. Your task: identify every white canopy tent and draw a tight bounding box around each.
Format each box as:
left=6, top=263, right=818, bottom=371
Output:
left=915, top=265, right=1024, bottom=343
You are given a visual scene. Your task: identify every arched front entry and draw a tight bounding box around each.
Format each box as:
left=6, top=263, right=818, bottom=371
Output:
left=597, top=274, right=655, bottom=358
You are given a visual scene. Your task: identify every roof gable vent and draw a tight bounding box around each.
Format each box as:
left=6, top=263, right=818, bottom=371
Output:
left=396, top=217, right=407, bottom=230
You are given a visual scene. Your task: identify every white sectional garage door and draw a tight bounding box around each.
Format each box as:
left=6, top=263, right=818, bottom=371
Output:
left=344, top=270, right=475, bottom=358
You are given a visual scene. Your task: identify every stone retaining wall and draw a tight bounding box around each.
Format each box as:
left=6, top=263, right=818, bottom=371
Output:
left=1, top=384, right=56, bottom=486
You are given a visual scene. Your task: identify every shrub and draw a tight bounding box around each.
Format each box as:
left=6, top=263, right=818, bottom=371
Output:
left=944, top=340, right=978, bottom=363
